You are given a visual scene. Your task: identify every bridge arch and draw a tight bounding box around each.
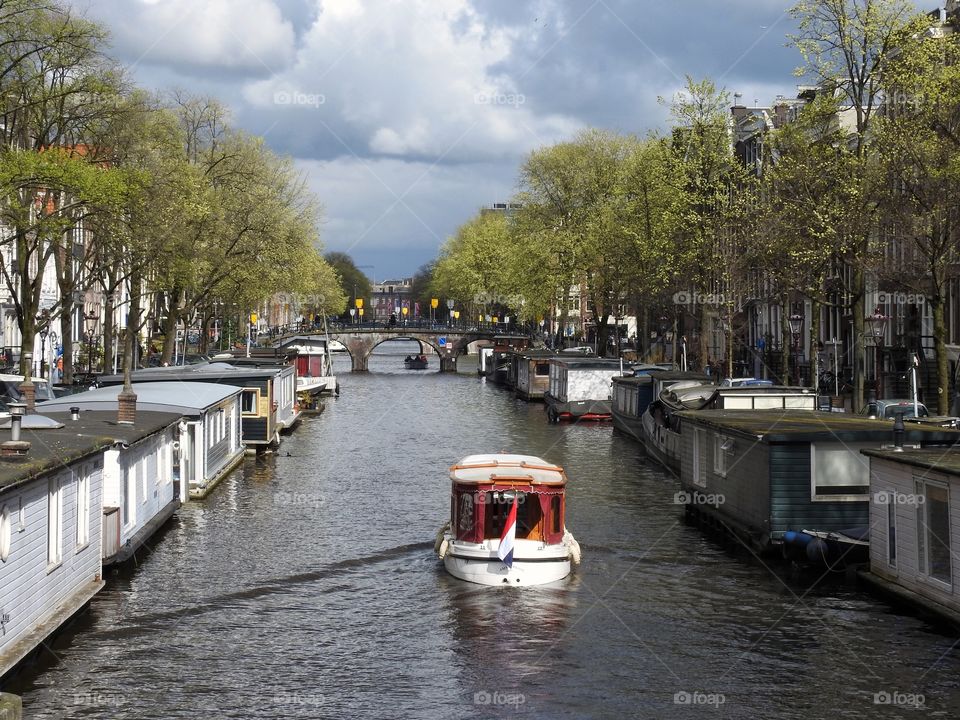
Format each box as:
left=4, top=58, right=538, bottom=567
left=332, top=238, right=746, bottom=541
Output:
left=274, top=327, right=530, bottom=373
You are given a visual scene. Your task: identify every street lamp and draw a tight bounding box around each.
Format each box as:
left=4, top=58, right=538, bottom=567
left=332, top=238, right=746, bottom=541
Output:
left=38, top=323, right=49, bottom=379
left=864, top=307, right=889, bottom=401
left=788, top=313, right=804, bottom=385
left=83, top=311, right=99, bottom=377
left=446, top=298, right=455, bottom=328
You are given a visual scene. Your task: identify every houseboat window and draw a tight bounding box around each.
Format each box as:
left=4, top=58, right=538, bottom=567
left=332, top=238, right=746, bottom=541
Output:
left=0, top=504, right=10, bottom=562
left=241, top=389, right=259, bottom=415
left=535, top=362, right=550, bottom=376
left=810, top=443, right=871, bottom=500
left=457, top=494, right=474, bottom=533
left=886, top=494, right=896, bottom=568
left=483, top=492, right=541, bottom=540
left=693, top=429, right=707, bottom=487
left=918, top=481, right=951, bottom=584
left=712, top=435, right=728, bottom=477
left=47, top=476, right=62, bottom=566
left=77, top=468, right=89, bottom=548
left=551, top=495, right=561, bottom=534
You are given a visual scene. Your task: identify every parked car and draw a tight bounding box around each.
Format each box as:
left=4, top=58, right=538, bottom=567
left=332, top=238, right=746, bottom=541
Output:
left=859, top=398, right=929, bottom=419
left=720, top=377, right=774, bottom=388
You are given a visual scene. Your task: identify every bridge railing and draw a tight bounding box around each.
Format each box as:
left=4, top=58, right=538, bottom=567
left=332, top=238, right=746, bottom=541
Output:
left=261, top=318, right=530, bottom=338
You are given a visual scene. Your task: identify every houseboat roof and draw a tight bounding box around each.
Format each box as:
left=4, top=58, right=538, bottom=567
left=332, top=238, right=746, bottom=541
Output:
left=513, top=349, right=561, bottom=360
left=99, top=363, right=281, bottom=384
left=550, top=357, right=624, bottom=369
left=676, top=408, right=960, bottom=444
left=861, top=447, right=960, bottom=476
left=649, top=370, right=712, bottom=382
left=612, top=375, right=655, bottom=386
left=0, top=410, right=180, bottom=493
left=37, top=382, right=241, bottom=416
left=449, top=454, right=567, bottom=485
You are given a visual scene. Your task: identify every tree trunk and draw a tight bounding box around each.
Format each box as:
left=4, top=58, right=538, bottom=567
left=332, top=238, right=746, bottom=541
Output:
left=102, top=290, right=115, bottom=375
left=160, top=289, right=184, bottom=364
left=931, top=296, right=949, bottom=415
left=60, top=304, right=74, bottom=385
left=698, top=309, right=710, bottom=371
left=852, top=264, right=866, bottom=412
left=810, top=297, right=821, bottom=393
left=595, top=312, right=611, bottom=357
left=781, top=293, right=791, bottom=385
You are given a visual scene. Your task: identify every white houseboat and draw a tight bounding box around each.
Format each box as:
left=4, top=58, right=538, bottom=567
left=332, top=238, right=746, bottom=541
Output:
left=40, top=382, right=245, bottom=500
left=0, top=407, right=180, bottom=680
left=861, top=446, right=960, bottom=625
left=278, top=336, right=338, bottom=397
left=544, top=358, right=625, bottom=423
left=435, top=453, right=581, bottom=586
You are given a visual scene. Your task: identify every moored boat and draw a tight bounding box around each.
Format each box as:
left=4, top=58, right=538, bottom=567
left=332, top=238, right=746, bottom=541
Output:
left=435, top=453, right=581, bottom=586
left=543, top=357, right=624, bottom=422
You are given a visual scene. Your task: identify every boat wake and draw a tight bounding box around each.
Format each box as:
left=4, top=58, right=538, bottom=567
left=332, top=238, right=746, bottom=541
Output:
left=93, top=541, right=432, bottom=637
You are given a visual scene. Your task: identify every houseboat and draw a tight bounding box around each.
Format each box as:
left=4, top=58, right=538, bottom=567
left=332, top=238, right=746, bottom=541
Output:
left=435, top=453, right=581, bottom=586
left=860, top=446, right=960, bottom=625
left=544, top=357, right=625, bottom=423
left=40, top=382, right=245, bottom=500
left=0, top=407, right=179, bottom=681
left=513, top=350, right=557, bottom=401
left=99, top=364, right=282, bottom=449
left=611, top=368, right=706, bottom=441
left=214, top=356, right=300, bottom=433
left=276, top=337, right=338, bottom=397
left=675, top=409, right=960, bottom=553
left=642, top=381, right=814, bottom=473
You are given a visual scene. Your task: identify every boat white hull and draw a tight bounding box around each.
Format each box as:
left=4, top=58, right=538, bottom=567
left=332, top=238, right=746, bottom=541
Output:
left=440, top=536, right=573, bottom=586
left=297, top=375, right=337, bottom=394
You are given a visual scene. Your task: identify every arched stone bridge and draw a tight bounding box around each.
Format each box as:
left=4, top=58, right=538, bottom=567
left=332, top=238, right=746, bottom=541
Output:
left=273, top=326, right=530, bottom=372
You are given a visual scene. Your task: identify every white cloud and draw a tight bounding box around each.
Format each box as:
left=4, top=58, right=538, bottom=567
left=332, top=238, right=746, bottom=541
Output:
left=93, top=0, right=297, bottom=75
left=243, top=0, right=582, bottom=162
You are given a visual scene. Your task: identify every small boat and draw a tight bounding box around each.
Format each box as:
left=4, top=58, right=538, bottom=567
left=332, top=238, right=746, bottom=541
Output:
left=435, top=453, right=581, bottom=586
left=404, top=354, right=429, bottom=370
left=782, top=527, right=870, bottom=568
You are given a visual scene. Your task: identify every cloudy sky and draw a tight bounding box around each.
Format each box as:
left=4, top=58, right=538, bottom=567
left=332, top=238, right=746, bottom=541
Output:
left=74, top=0, right=802, bottom=279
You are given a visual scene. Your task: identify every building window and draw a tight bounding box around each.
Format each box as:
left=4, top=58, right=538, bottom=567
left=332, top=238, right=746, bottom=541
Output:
left=47, top=476, right=62, bottom=567
left=77, top=469, right=89, bottom=549
left=241, top=389, right=259, bottom=415
left=917, top=479, right=951, bottom=585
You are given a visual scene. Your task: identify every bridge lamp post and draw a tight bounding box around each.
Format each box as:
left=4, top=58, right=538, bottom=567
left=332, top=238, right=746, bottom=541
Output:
left=453, top=310, right=460, bottom=327
left=430, top=298, right=439, bottom=326
left=401, top=306, right=408, bottom=327
left=446, top=299, right=455, bottom=328
left=349, top=308, right=356, bottom=327
left=358, top=308, right=364, bottom=325
left=354, top=298, right=363, bottom=327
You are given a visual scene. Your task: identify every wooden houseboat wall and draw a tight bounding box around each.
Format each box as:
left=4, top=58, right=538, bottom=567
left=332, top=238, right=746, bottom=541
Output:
left=0, top=411, right=182, bottom=680
left=0, top=457, right=104, bottom=679
left=863, top=449, right=960, bottom=623
left=100, top=422, right=178, bottom=565
left=515, top=351, right=556, bottom=400
left=611, top=376, right=655, bottom=440
left=676, top=410, right=960, bottom=551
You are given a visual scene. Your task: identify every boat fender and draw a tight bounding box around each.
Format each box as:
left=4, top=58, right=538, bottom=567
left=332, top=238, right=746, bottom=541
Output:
left=563, top=531, right=582, bottom=565
left=434, top=522, right=450, bottom=556
left=437, top=538, right=449, bottom=560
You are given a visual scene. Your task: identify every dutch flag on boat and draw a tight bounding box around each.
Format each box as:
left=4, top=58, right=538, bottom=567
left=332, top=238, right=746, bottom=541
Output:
left=497, top=496, right=518, bottom=568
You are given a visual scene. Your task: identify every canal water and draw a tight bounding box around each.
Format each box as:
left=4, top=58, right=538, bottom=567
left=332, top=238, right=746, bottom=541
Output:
left=10, top=341, right=960, bottom=719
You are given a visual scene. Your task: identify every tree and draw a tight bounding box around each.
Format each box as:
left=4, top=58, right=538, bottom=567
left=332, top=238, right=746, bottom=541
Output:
left=789, top=0, right=914, bottom=408
left=324, top=251, right=371, bottom=316
left=875, top=13, right=960, bottom=413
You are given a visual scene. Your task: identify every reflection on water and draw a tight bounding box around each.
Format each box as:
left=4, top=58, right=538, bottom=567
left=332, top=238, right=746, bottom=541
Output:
left=9, top=341, right=960, bottom=719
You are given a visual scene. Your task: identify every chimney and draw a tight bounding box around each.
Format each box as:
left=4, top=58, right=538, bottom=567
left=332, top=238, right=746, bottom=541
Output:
left=70, top=406, right=80, bottom=421
left=892, top=411, right=905, bottom=452
left=2, top=402, right=30, bottom=458
left=18, top=351, right=34, bottom=413
left=117, top=387, right=137, bottom=425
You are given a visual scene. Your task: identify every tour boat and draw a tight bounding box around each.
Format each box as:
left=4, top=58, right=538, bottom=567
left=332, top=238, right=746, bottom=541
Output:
left=435, top=453, right=581, bottom=586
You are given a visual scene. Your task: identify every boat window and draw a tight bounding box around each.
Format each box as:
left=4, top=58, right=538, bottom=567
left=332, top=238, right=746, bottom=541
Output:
left=810, top=443, right=871, bottom=501
left=535, top=362, right=550, bottom=376
left=917, top=479, right=951, bottom=584
left=457, top=494, right=474, bottom=534
left=240, top=389, right=258, bottom=415
left=551, top=495, right=561, bottom=534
